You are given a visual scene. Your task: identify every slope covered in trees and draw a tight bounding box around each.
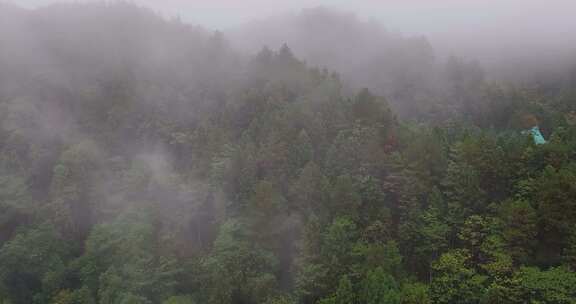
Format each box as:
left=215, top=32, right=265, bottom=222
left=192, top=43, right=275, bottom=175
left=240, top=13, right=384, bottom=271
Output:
left=1, top=3, right=576, bottom=304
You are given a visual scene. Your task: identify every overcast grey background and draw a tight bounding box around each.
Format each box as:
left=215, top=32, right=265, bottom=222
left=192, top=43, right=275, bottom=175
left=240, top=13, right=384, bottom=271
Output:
left=7, top=0, right=576, bottom=62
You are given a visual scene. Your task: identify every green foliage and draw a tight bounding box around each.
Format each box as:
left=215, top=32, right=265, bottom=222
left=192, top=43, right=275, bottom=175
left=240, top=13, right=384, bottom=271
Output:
left=0, top=175, right=32, bottom=243
left=1, top=4, right=576, bottom=303
left=328, top=175, right=362, bottom=219
left=412, top=204, right=450, bottom=273
left=290, top=161, right=330, bottom=214
left=162, top=295, right=195, bottom=304
left=49, top=140, right=102, bottom=239
left=76, top=212, right=180, bottom=303
left=0, top=226, right=70, bottom=304
left=352, top=241, right=403, bottom=278
left=534, top=164, right=576, bottom=261
left=326, top=125, right=385, bottom=177
left=199, top=220, right=278, bottom=304
left=498, top=199, right=538, bottom=263
left=322, top=217, right=359, bottom=268
left=400, top=283, right=430, bottom=304
left=317, top=276, right=356, bottom=304
left=291, top=129, right=314, bottom=169
left=511, top=266, right=576, bottom=303
left=443, top=143, right=486, bottom=227
left=264, top=294, right=296, bottom=304
left=430, top=250, right=486, bottom=304
left=50, top=287, right=95, bottom=304
left=359, top=267, right=400, bottom=304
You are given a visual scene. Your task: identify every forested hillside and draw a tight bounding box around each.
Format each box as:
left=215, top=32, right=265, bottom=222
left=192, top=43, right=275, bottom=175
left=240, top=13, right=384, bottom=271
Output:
left=1, top=3, right=576, bottom=304
left=231, top=7, right=436, bottom=118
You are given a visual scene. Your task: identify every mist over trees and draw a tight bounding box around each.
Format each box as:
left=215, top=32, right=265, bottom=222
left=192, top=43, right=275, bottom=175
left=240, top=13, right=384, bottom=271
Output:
left=231, top=7, right=436, bottom=118
left=1, top=2, right=576, bottom=304
left=231, top=6, right=576, bottom=119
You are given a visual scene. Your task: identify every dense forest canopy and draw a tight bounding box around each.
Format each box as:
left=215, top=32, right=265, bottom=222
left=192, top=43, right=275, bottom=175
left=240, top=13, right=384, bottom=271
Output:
left=1, top=2, right=576, bottom=303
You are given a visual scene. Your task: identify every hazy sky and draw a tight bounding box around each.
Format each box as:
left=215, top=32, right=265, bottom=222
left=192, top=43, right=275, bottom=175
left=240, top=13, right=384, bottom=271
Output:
left=9, top=0, right=576, bottom=60
left=10, top=0, right=575, bottom=31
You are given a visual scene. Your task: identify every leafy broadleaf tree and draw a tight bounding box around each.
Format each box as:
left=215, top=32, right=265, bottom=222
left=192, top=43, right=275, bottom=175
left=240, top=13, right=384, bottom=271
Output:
left=359, top=267, right=400, bottom=304
left=430, top=250, right=486, bottom=304
left=0, top=225, right=70, bottom=304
